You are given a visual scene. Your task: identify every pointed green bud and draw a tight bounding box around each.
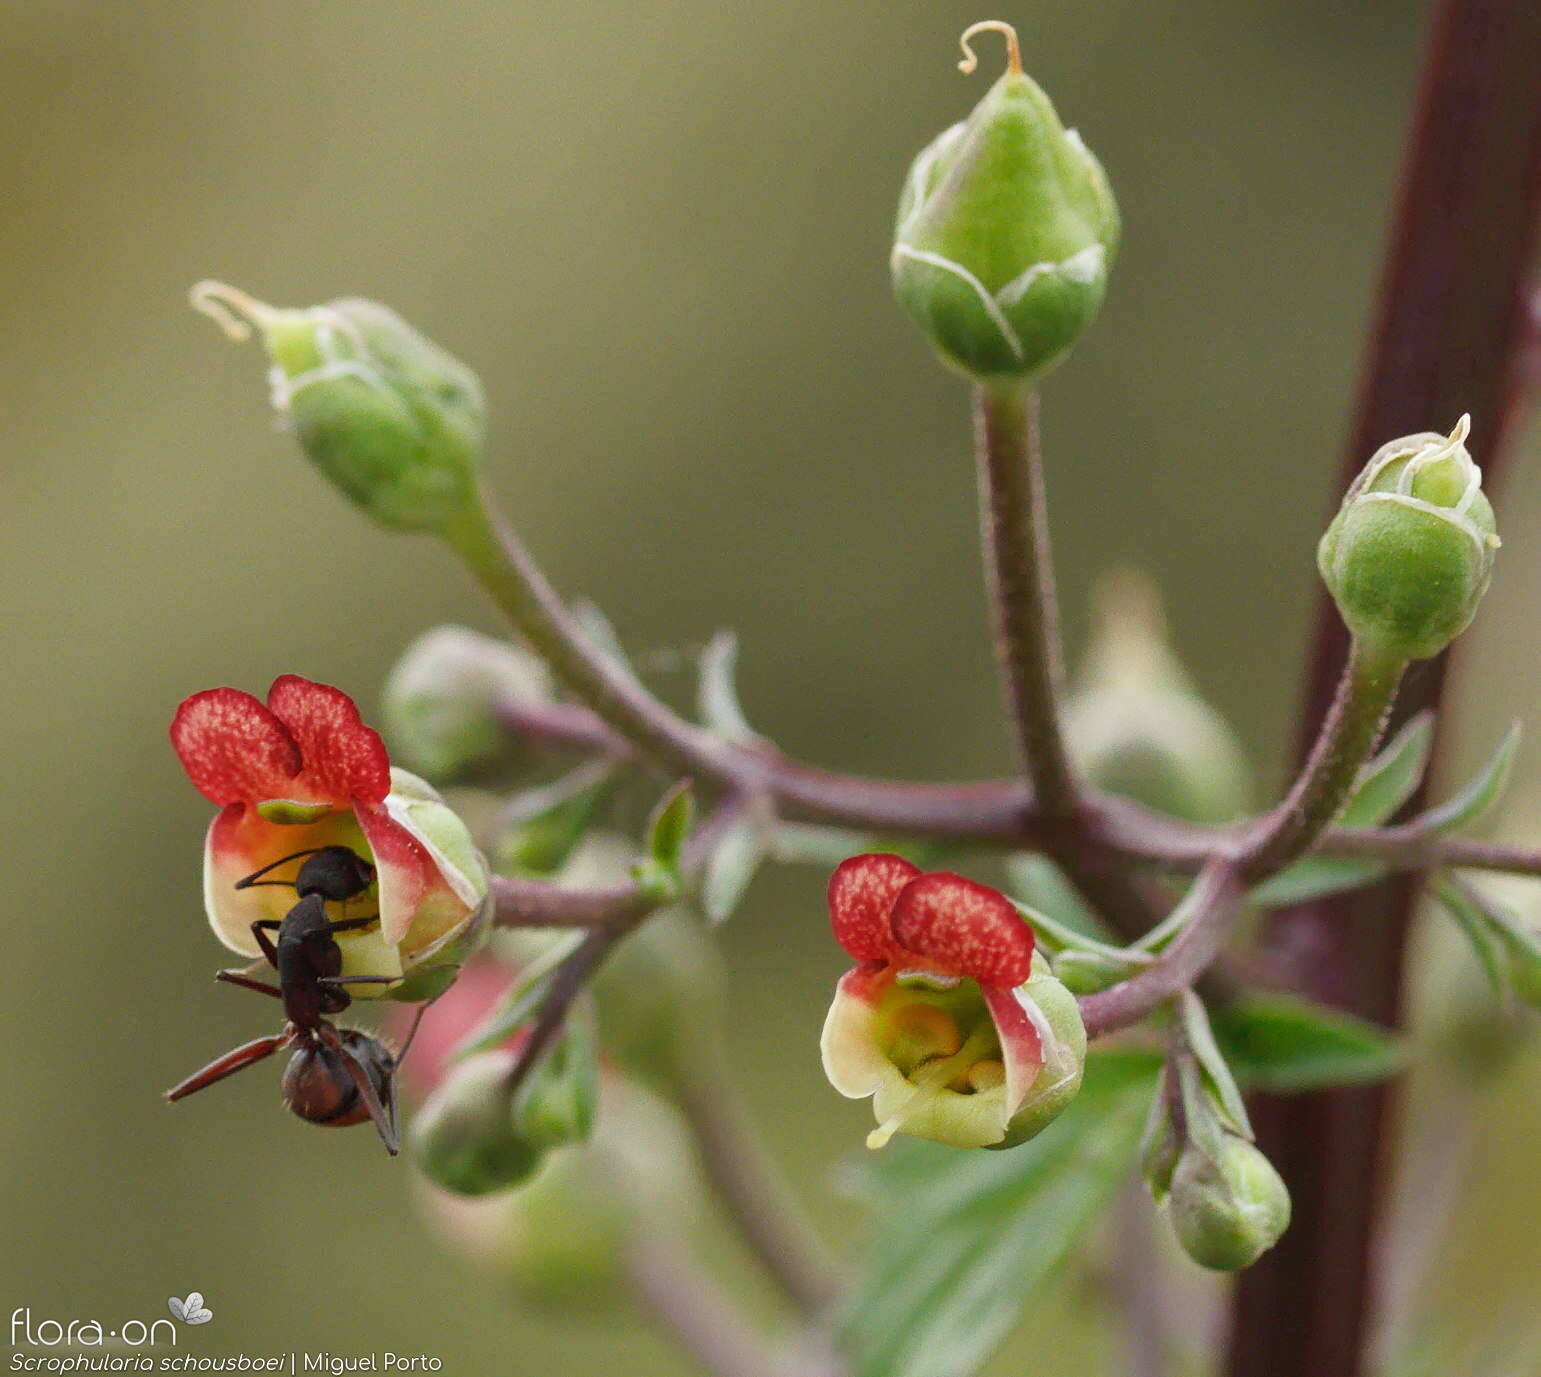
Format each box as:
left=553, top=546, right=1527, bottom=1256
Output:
left=408, top=1049, right=543, bottom=1196
left=1318, top=416, right=1499, bottom=662
left=383, top=626, right=554, bottom=784
left=1168, top=1135, right=1291, bottom=1271
left=1066, top=570, right=1253, bottom=823
left=892, top=22, right=1119, bottom=382
left=191, top=281, right=485, bottom=533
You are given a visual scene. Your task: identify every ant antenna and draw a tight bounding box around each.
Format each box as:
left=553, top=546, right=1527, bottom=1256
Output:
left=234, top=848, right=328, bottom=890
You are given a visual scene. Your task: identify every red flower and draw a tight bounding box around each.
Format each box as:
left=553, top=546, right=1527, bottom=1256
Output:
left=821, top=854, right=1084, bottom=1149
left=171, top=675, right=488, bottom=993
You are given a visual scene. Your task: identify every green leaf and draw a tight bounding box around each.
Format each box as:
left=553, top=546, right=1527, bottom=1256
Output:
left=1338, top=711, right=1434, bottom=827
left=1431, top=875, right=1510, bottom=997
left=1211, top=993, right=1406, bottom=1091
left=1177, top=990, right=1252, bottom=1137
left=1249, top=855, right=1387, bottom=908
left=644, top=781, right=694, bottom=874
left=492, top=761, right=617, bottom=878
left=1003, top=854, right=1116, bottom=943
left=842, top=1057, right=1154, bottom=1377
left=450, top=934, right=583, bottom=1060
left=572, top=599, right=645, bottom=690
left=696, top=630, right=760, bottom=744
left=772, top=822, right=881, bottom=867
left=1417, top=722, right=1522, bottom=834
left=699, top=804, right=772, bottom=924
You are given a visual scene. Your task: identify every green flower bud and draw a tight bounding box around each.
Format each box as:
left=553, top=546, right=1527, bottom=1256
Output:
left=996, top=952, right=1087, bottom=1148
left=892, top=22, right=1119, bottom=382
left=191, top=280, right=484, bottom=533
left=1168, top=1135, right=1291, bottom=1271
left=1318, top=416, right=1499, bottom=662
left=1066, top=570, right=1253, bottom=823
left=408, top=1049, right=543, bottom=1196
left=383, top=626, right=554, bottom=784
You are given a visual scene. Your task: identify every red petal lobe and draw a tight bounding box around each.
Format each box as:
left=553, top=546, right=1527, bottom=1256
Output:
left=171, top=688, right=302, bottom=805
left=890, top=873, right=1034, bottom=987
left=267, top=675, right=392, bottom=803
left=828, top=853, right=921, bottom=962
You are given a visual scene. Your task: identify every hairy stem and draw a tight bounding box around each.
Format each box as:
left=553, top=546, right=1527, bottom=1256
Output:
left=1242, top=641, right=1405, bottom=880
left=973, top=383, right=1079, bottom=822
left=442, top=494, right=740, bottom=784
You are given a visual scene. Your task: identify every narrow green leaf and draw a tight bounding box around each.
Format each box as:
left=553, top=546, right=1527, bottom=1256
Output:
left=1417, top=723, right=1522, bottom=834
left=1211, top=993, right=1406, bottom=1091
left=772, top=822, right=881, bottom=867
left=1177, top=990, right=1252, bottom=1137
left=645, top=781, right=695, bottom=875
left=1007, top=898, right=1146, bottom=966
left=843, top=1058, right=1154, bottom=1377
left=450, top=934, right=583, bottom=1060
left=696, top=630, right=760, bottom=744
left=700, top=805, right=772, bottom=924
left=1249, top=855, right=1387, bottom=908
left=572, top=599, right=645, bottom=690
left=1338, top=711, right=1434, bottom=827
left=493, top=761, right=617, bottom=878
left=1003, top=854, right=1116, bottom=942
left=1431, top=876, right=1510, bottom=997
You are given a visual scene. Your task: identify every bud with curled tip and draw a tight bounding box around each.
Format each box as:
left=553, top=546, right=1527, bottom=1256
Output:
left=1168, top=1135, right=1291, bottom=1271
left=1318, top=416, right=1499, bottom=662
left=892, top=21, right=1119, bottom=383
left=383, top=626, right=554, bottom=784
left=190, top=281, right=485, bottom=533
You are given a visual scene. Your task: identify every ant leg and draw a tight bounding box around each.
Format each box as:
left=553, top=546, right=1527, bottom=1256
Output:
left=215, top=970, right=283, bottom=998
left=246, top=922, right=281, bottom=966
left=326, top=916, right=378, bottom=934
left=165, top=1033, right=286, bottom=1101
left=234, top=848, right=327, bottom=890
left=317, top=975, right=399, bottom=988
left=320, top=1024, right=398, bottom=1156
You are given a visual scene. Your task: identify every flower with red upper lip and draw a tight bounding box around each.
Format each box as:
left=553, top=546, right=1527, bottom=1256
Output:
left=170, top=674, right=490, bottom=997
left=821, top=853, right=1085, bottom=1150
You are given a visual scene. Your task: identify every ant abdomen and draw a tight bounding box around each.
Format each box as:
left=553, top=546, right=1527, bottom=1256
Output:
left=282, top=1030, right=396, bottom=1128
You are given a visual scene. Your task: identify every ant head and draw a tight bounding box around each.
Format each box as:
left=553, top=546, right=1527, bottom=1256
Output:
left=295, top=846, right=375, bottom=903
left=282, top=1029, right=395, bottom=1130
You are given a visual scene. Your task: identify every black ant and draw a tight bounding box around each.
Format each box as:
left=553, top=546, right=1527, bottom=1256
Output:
left=166, top=845, right=424, bottom=1156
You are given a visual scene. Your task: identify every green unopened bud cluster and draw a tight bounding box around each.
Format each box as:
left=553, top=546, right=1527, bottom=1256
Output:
left=892, top=22, right=1119, bottom=382
left=383, top=626, right=554, bottom=783
left=409, top=1050, right=545, bottom=1196
left=1168, top=1134, right=1291, bottom=1272
left=1319, top=416, right=1499, bottom=662
left=191, top=281, right=485, bottom=533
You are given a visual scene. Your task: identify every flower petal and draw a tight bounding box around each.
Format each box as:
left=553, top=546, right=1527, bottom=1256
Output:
left=983, top=985, right=1046, bottom=1119
left=356, top=801, right=472, bottom=948
left=171, top=689, right=302, bottom=805
left=267, top=675, right=392, bottom=804
left=828, top=853, right=922, bottom=963
left=890, top=873, right=1034, bottom=987
left=820, top=966, right=902, bottom=1099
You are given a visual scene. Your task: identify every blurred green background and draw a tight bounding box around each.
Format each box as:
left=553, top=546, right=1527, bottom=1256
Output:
left=4, top=0, right=1540, bottom=1372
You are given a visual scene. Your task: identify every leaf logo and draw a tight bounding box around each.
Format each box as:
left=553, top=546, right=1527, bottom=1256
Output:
left=168, top=1293, right=213, bottom=1325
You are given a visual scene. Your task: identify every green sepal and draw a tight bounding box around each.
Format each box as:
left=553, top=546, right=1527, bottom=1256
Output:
left=513, top=1000, right=600, bottom=1152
